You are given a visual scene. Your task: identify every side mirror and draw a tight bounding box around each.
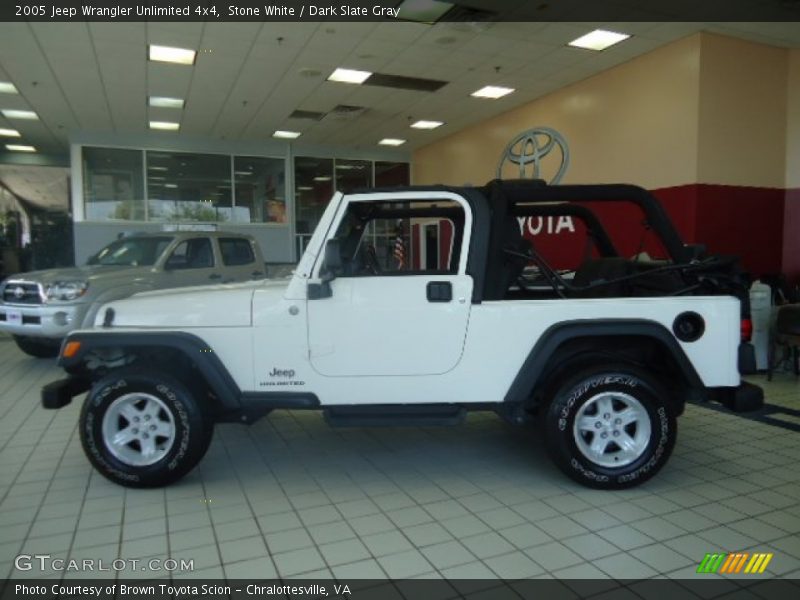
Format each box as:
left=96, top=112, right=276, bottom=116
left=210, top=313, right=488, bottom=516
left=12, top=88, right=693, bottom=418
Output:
left=309, top=239, right=346, bottom=300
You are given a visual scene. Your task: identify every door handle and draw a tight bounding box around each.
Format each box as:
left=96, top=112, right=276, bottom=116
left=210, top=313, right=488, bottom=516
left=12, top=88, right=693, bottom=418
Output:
left=209, top=273, right=222, bottom=280
left=426, top=281, right=452, bottom=303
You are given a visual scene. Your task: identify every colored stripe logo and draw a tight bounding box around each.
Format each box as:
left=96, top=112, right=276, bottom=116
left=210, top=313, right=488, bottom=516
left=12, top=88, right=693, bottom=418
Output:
left=697, top=552, right=773, bottom=574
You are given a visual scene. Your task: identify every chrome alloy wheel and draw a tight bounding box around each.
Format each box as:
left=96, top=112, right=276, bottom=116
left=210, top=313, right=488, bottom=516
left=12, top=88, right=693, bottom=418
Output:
left=101, top=393, right=176, bottom=467
left=572, top=391, right=651, bottom=468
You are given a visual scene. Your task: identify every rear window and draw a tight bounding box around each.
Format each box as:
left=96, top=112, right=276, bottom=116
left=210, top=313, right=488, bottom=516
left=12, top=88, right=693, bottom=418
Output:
left=219, top=238, right=255, bottom=266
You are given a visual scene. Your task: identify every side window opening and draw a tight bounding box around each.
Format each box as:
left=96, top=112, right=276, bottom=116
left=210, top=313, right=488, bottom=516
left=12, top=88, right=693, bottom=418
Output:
left=330, top=199, right=464, bottom=277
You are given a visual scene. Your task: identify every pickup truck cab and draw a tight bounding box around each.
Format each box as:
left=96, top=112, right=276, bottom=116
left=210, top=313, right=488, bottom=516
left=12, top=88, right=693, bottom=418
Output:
left=42, top=180, right=762, bottom=490
left=1, top=231, right=265, bottom=357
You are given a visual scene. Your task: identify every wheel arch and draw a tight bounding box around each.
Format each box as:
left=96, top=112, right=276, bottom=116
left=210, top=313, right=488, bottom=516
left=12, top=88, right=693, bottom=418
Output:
left=60, top=331, right=241, bottom=414
left=505, top=319, right=704, bottom=412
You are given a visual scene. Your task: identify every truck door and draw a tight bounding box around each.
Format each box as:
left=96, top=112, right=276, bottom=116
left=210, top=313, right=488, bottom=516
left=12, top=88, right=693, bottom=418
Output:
left=306, top=193, right=473, bottom=377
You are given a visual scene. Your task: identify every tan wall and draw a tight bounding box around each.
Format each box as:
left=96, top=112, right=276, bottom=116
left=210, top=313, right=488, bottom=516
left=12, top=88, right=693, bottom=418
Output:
left=413, top=34, right=702, bottom=189
left=787, top=49, right=800, bottom=189
left=697, top=34, right=787, bottom=188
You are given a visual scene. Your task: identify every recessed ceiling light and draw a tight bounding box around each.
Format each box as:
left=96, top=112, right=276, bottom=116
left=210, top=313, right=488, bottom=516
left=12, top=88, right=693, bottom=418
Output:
left=379, top=138, right=406, bottom=146
left=568, top=29, right=630, bottom=51
left=0, top=128, right=21, bottom=137
left=5, top=144, right=36, bottom=152
left=149, top=121, right=180, bottom=131
left=2, top=109, right=38, bottom=120
left=149, top=96, right=185, bottom=109
left=0, top=82, right=18, bottom=94
left=149, top=176, right=166, bottom=181
left=313, top=176, right=332, bottom=182
left=471, top=86, right=515, bottom=99
left=411, top=120, right=444, bottom=130
left=234, top=171, right=253, bottom=176
left=297, top=186, right=314, bottom=191
left=327, top=67, right=372, bottom=85
left=148, top=165, right=168, bottom=171
left=164, top=183, right=178, bottom=188
left=396, top=0, right=453, bottom=23
left=273, top=130, right=301, bottom=139
left=148, top=45, right=196, bottom=65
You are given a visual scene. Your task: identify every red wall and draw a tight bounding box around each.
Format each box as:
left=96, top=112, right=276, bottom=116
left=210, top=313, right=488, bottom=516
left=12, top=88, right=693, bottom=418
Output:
left=783, top=189, right=800, bottom=283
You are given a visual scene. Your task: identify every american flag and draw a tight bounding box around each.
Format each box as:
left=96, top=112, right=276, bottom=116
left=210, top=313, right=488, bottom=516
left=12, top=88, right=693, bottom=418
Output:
left=393, top=221, right=406, bottom=269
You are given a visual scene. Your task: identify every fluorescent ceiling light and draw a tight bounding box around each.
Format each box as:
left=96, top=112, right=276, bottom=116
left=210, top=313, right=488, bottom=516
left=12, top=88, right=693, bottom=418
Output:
left=313, top=176, right=332, bottom=182
left=148, top=165, right=168, bottom=171
left=149, top=96, right=184, bottom=109
left=149, top=176, right=166, bottom=180
left=164, top=183, right=178, bottom=188
left=273, top=130, right=301, bottom=139
left=5, top=144, right=36, bottom=152
left=0, top=82, right=18, bottom=94
left=297, top=186, right=313, bottom=191
left=149, top=44, right=196, bottom=65
left=470, top=85, right=515, bottom=99
left=2, top=109, right=38, bottom=120
left=396, top=0, right=453, bottom=23
left=379, top=138, right=406, bottom=146
left=234, top=171, right=253, bottom=176
left=327, top=68, right=372, bottom=85
left=149, top=121, right=180, bottom=131
left=411, top=120, right=444, bottom=130
left=568, top=29, right=630, bottom=51
left=0, top=128, right=21, bottom=137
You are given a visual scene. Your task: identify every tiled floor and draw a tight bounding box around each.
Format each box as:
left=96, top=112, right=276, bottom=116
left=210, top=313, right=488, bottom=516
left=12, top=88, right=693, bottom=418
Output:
left=1, top=332, right=799, bottom=582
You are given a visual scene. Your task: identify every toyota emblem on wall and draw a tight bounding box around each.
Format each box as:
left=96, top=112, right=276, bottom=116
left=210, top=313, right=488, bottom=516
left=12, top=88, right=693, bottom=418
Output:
left=497, top=127, right=570, bottom=184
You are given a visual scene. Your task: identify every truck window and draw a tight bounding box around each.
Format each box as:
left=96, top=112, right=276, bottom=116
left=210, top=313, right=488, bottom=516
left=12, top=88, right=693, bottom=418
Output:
left=219, top=238, right=255, bottom=266
left=332, top=199, right=464, bottom=276
left=166, top=238, right=214, bottom=269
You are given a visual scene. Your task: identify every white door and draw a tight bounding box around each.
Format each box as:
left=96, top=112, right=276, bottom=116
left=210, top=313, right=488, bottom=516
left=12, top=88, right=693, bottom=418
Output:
left=306, top=193, right=473, bottom=377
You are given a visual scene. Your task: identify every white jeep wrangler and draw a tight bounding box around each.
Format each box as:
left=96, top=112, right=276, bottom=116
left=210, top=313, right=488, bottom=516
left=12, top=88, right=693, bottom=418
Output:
left=42, top=180, right=762, bottom=490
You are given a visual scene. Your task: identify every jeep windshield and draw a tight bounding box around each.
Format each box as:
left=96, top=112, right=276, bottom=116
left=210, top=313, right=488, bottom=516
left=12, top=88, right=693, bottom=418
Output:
left=88, top=236, right=174, bottom=267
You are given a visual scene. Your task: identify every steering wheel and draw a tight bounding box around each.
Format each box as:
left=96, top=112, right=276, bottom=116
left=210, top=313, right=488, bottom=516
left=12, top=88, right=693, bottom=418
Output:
left=361, top=244, right=381, bottom=275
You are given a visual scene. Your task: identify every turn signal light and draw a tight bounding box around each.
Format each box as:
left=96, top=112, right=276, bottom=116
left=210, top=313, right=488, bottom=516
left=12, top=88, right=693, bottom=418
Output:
left=62, top=341, right=82, bottom=358
left=741, top=318, right=753, bottom=342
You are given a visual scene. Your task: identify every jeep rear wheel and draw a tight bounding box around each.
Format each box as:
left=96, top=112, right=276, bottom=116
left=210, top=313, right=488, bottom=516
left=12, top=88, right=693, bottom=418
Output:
left=80, top=368, right=213, bottom=488
left=544, top=364, right=676, bottom=489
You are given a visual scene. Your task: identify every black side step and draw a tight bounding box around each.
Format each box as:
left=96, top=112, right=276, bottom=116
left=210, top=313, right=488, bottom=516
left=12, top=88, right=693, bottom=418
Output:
left=324, top=404, right=466, bottom=427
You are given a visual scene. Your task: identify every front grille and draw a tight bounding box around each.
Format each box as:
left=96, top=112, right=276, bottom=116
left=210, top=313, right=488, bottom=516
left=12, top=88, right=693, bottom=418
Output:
left=2, top=281, right=43, bottom=305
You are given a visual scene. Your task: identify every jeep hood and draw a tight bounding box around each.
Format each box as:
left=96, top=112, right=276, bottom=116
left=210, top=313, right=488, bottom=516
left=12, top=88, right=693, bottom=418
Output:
left=98, top=279, right=288, bottom=328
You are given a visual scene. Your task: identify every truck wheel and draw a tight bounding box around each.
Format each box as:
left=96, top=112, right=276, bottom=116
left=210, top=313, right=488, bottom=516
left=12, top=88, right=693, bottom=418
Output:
left=80, top=368, right=213, bottom=488
left=544, top=364, right=676, bottom=490
left=13, top=335, right=60, bottom=358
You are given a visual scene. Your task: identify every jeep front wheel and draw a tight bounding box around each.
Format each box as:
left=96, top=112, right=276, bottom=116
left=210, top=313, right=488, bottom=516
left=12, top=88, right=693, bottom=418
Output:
left=544, top=364, right=676, bottom=489
left=80, top=368, right=213, bottom=487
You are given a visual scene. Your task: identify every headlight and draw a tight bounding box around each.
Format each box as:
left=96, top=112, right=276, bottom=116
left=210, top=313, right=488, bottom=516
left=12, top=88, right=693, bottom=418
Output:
left=45, top=281, right=88, bottom=302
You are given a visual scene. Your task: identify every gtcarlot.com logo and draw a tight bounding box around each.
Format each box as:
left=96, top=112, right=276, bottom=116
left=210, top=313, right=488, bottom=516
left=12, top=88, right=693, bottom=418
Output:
left=697, top=552, right=773, bottom=574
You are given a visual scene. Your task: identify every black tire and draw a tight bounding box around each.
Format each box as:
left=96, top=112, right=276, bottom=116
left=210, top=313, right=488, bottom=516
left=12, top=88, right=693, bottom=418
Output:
left=80, top=367, right=214, bottom=488
left=544, top=363, right=677, bottom=490
left=13, top=335, right=60, bottom=358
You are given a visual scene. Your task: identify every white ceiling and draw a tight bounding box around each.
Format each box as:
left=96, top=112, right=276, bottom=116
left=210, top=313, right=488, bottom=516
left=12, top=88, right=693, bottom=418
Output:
left=0, top=164, right=69, bottom=209
left=0, top=19, right=798, bottom=157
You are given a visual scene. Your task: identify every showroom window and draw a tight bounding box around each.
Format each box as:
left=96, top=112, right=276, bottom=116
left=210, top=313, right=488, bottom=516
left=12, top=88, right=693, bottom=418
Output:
left=233, top=156, right=286, bottom=224
left=294, top=157, right=410, bottom=256
left=83, top=147, right=146, bottom=221
left=146, top=151, right=232, bottom=223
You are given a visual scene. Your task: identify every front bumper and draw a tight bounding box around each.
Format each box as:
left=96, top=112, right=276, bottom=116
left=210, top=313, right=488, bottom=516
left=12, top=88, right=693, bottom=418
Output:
left=0, top=302, right=89, bottom=339
left=41, top=376, right=90, bottom=409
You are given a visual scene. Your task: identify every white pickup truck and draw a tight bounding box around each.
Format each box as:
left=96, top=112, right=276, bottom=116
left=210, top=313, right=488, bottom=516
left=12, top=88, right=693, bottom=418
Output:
left=41, top=179, right=762, bottom=490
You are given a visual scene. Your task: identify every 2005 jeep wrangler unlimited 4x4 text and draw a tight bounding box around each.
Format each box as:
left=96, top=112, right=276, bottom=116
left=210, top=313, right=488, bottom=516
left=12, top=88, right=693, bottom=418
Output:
left=41, top=180, right=762, bottom=490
